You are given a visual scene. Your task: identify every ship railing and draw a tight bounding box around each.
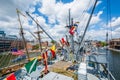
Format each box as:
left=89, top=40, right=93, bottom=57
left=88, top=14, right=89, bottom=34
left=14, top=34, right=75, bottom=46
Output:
left=108, top=70, right=116, bottom=80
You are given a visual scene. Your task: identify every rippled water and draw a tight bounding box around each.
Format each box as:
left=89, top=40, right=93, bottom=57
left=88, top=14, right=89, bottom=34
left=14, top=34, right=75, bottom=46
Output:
left=109, top=50, right=120, bottom=80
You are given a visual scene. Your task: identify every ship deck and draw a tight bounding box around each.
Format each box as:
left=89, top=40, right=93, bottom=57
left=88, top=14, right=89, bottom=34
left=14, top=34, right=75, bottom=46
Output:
left=48, top=61, right=78, bottom=80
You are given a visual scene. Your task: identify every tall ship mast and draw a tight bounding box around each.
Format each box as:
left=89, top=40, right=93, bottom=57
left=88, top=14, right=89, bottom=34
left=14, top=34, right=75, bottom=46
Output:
left=16, top=9, right=30, bottom=61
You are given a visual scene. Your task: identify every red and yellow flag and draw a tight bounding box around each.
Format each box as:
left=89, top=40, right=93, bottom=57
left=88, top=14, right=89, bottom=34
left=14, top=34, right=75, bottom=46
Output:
left=50, top=45, right=56, bottom=58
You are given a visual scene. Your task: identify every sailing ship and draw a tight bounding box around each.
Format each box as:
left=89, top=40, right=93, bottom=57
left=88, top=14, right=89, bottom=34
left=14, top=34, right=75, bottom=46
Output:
left=0, top=0, right=116, bottom=80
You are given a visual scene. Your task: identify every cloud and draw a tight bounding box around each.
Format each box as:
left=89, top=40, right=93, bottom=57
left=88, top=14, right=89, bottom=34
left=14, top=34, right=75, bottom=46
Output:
left=39, top=0, right=98, bottom=25
left=37, top=0, right=104, bottom=41
left=0, top=0, right=34, bottom=19
left=86, top=24, right=120, bottom=41
left=48, top=15, right=56, bottom=24
left=90, top=11, right=103, bottom=25
left=0, top=0, right=37, bottom=39
left=110, top=17, right=120, bottom=27
left=0, top=0, right=107, bottom=42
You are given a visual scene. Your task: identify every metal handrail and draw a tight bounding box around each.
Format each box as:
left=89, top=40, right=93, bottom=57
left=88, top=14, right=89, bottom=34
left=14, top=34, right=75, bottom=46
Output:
left=108, top=70, right=116, bottom=80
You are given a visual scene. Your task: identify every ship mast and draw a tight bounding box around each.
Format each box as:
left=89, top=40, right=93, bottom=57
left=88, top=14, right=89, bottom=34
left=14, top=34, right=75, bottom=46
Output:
left=16, top=9, right=30, bottom=61
left=34, top=23, right=43, bottom=52
left=26, top=12, right=55, bottom=42
left=68, top=9, right=74, bottom=54
left=71, top=18, right=74, bottom=54
left=78, top=0, right=98, bottom=51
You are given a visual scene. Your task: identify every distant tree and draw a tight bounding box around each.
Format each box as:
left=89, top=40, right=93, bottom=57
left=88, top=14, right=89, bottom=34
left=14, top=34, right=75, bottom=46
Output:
left=51, top=40, right=56, bottom=44
left=32, top=44, right=39, bottom=50
left=100, top=41, right=107, bottom=47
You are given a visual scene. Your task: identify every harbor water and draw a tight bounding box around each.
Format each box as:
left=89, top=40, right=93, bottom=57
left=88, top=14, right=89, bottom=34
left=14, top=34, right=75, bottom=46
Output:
left=109, top=50, right=120, bottom=80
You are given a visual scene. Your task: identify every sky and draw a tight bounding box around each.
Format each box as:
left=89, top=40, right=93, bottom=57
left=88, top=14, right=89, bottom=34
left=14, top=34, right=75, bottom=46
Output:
left=0, top=0, right=120, bottom=42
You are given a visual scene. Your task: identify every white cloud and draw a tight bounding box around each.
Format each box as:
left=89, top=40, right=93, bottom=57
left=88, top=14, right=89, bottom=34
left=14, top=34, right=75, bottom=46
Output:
left=0, top=0, right=109, bottom=42
left=90, top=11, right=103, bottom=25
left=36, top=16, right=48, bottom=28
left=39, top=0, right=56, bottom=16
left=114, top=27, right=120, bottom=32
left=110, top=17, right=120, bottom=27
left=86, top=29, right=108, bottom=41
left=38, top=0, right=104, bottom=41
left=48, top=15, right=56, bottom=24
left=85, top=25, right=120, bottom=41
left=0, top=0, right=39, bottom=40
left=39, top=0, right=99, bottom=25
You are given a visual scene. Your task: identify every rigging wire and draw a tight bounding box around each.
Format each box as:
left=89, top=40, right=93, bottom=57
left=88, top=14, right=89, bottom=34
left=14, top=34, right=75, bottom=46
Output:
left=106, top=0, right=110, bottom=79
left=59, top=0, right=93, bottom=42
left=6, top=38, right=22, bottom=67
left=0, top=9, right=31, bottom=68
left=73, top=0, right=94, bottom=46
left=77, top=0, right=95, bottom=44
left=6, top=53, right=13, bottom=67
left=77, top=0, right=97, bottom=53
left=0, top=36, right=24, bottom=68
left=0, top=38, right=18, bottom=68
left=0, top=54, right=9, bottom=68
left=26, top=11, right=55, bottom=42
left=0, top=53, right=12, bottom=68
left=108, top=0, right=112, bottom=40
left=106, top=0, right=116, bottom=80
left=77, top=0, right=93, bottom=29
left=81, top=0, right=96, bottom=28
